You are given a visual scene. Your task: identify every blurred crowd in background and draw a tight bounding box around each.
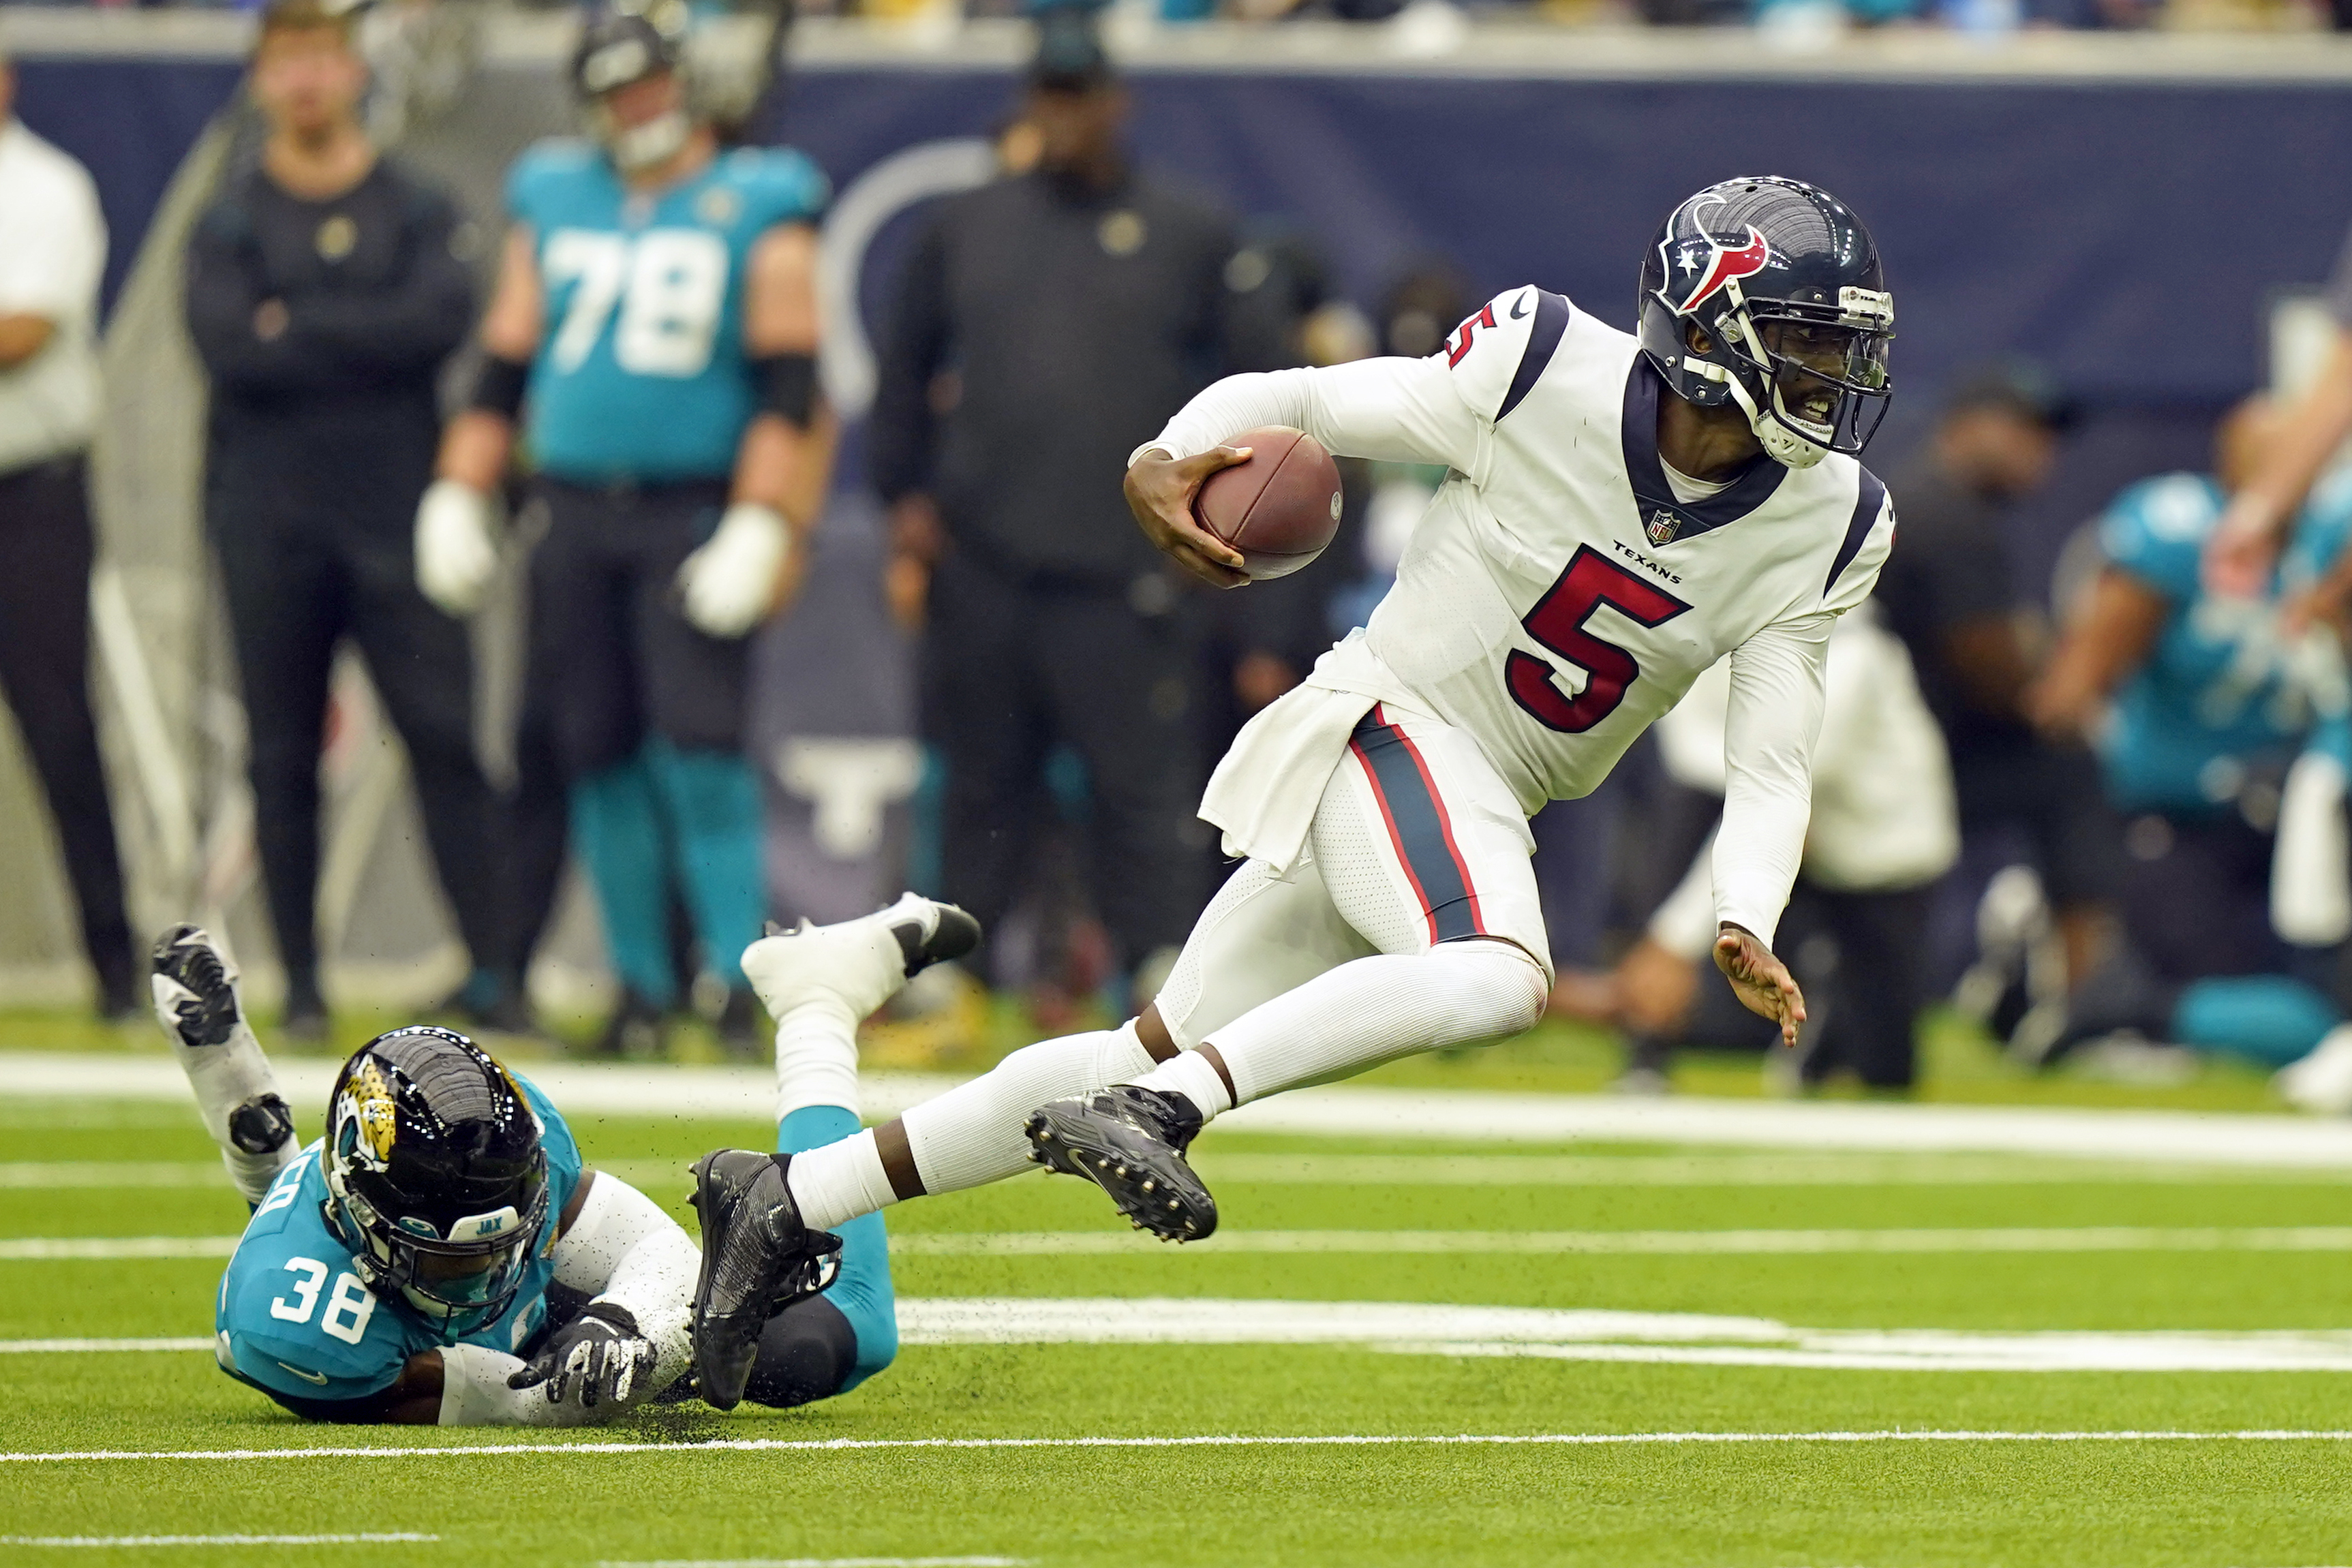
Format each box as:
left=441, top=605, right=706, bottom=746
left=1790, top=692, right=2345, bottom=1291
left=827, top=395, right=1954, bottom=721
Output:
left=7, top=0, right=2352, bottom=1107
left=14, top=0, right=2352, bottom=41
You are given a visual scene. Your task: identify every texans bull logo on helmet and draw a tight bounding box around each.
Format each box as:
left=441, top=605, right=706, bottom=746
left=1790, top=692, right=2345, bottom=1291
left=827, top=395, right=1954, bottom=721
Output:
left=1675, top=225, right=1773, bottom=315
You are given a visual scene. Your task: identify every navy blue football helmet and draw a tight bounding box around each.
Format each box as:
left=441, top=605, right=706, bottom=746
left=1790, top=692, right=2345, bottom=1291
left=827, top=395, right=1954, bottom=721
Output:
left=1637, top=176, right=1894, bottom=469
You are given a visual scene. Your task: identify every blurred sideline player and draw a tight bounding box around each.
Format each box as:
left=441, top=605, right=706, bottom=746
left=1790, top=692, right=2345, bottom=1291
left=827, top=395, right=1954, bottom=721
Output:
left=1557, top=601, right=1957, bottom=1093
left=415, top=3, right=834, bottom=1053
left=685, top=176, right=1901, bottom=1409
left=2026, top=396, right=2352, bottom=1071
left=151, top=898, right=971, bottom=1422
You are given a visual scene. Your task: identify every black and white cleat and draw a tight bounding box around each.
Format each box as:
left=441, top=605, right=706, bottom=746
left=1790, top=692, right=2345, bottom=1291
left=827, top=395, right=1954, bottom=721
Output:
left=1024, top=1086, right=1217, bottom=1244
left=150, top=925, right=240, bottom=1049
left=686, top=1150, right=842, bottom=1411
left=885, top=895, right=981, bottom=979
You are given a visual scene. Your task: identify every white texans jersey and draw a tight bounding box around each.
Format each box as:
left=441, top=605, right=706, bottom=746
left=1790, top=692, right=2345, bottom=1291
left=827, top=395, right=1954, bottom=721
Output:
left=1150, top=285, right=1895, bottom=941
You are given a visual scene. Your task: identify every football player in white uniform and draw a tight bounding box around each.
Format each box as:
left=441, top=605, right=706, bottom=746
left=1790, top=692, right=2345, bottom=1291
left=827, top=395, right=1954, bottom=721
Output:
left=685, top=176, right=1899, bottom=1409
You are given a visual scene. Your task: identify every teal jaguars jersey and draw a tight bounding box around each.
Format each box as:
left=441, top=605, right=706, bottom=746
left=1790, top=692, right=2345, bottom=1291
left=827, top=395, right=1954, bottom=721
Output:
left=508, top=140, right=828, bottom=483
left=211, top=1072, right=585, bottom=1404
left=2096, top=470, right=2352, bottom=815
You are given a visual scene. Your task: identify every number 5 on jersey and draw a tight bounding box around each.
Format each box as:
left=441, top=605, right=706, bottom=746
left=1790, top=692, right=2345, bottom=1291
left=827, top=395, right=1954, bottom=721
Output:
left=1508, top=545, right=1692, bottom=733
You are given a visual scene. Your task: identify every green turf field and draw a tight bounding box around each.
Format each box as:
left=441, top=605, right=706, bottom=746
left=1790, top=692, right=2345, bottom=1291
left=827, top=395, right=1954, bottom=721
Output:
left=6, top=1079, right=2352, bottom=1566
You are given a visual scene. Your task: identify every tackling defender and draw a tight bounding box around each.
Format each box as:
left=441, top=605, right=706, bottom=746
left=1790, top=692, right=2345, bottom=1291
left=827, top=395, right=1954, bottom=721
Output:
left=155, top=897, right=971, bottom=1423
left=686, top=176, right=1901, bottom=1407
left=414, top=3, right=834, bottom=1050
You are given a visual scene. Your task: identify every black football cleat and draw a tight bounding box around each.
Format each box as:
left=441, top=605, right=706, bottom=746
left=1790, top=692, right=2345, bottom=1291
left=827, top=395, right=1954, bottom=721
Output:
left=151, top=925, right=241, bottom=1049
left=688, top=1150, right=842, bottom=1411
left=1025, top=1086, right=1217, bottom=1243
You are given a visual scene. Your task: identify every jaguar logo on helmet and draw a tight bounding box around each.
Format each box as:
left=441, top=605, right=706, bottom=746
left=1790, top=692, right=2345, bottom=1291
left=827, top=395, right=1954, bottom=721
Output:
left=1676, top=226, right=1773, bottom=316
left=343, top=1058, right=398, bottom=1168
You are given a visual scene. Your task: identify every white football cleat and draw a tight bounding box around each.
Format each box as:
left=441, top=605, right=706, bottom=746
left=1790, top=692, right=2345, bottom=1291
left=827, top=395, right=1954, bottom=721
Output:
left=739, top=893, right=981, bottom=1025
left=2276, top=1024, right=2352, bottom=1116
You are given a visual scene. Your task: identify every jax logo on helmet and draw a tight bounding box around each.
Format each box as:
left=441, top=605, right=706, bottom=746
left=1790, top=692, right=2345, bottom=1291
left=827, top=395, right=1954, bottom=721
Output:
left=1675, top=226, right=1774, bottom=314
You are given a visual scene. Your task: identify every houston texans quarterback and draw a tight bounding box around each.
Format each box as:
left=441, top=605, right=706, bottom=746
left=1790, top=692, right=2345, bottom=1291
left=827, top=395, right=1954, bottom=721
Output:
left=151, top=898, right=974, bottom=1423
left=684, top=176, right=1899, bottom=1409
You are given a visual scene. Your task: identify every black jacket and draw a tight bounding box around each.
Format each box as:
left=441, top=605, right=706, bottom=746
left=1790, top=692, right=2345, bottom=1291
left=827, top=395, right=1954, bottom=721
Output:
left=870, top=166, right=1282, bottom=587
left=185, top=155, right=474, bottom=525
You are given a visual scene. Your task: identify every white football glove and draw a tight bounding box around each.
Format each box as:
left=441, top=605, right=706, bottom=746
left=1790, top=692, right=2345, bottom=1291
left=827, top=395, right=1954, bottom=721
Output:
left=414, top=478, right=500, bottom=617
left=677, top=502, right=791, bottom=639
left=506, top=1302, right=659, bottom=1412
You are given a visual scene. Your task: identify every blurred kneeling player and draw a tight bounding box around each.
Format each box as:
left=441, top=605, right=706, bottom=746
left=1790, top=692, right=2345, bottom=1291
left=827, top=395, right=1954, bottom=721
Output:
left=151, top=900, right=972, bottom=1422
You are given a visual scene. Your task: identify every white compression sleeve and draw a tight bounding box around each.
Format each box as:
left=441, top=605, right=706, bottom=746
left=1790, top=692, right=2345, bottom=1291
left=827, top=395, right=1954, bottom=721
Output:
left=550, top=1172, right=696, bottom=1397
left=1142, top=356, right=1487, bottom=476
left=1129, top=942, right=1548, bottom=1115
left=162, top=1009, right=297, bottom=1207
left=774, top=987, right=861, bottom=1124
left=786, top=1022, right=1159, bottom=1231
left=437, top=1342, right=585, bottom=1427
left=1713, top=613, right=1832, bottom=948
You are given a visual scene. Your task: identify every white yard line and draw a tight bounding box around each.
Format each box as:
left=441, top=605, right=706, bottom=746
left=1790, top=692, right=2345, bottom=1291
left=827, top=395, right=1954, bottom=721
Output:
left=0, top=1338, right=213, bottom=1353
left=885, top=1226, right=2352, bottom=1256
left=21, top=1297, right=2352, bottom=1372
left=10, top=1430, right=2352, bottom=1464
left=1187, top=1152, right=2352, bottom=1186
left=8, top=1049, right=2351, bottom=1166
left=0, top=1238, right=236, bottom=1259
left=0, top=1163, right=228, bottom=1189
left=14, top=1225, right=2352, bottom=1263
left=0, top=1535, right=436, bottom=1548
left=595, top=1560, right=1030, bottom=1567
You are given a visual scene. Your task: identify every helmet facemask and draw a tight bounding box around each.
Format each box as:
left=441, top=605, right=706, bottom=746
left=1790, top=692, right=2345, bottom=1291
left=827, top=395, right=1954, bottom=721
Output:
left=1665, top=284, right=1892, bottom=470
left=328, top=1139, right=549, bottom=1329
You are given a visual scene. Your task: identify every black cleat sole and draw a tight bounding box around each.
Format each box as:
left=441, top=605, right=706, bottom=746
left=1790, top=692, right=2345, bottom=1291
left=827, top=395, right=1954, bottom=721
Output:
left=1024, top=1101, right=1217, bottom=1244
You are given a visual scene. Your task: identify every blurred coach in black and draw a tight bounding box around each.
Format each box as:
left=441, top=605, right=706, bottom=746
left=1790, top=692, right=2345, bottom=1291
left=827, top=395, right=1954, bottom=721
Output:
left=185, top=0, right=521, bottom=1038
left=872, top=6, right=1283, bottom=991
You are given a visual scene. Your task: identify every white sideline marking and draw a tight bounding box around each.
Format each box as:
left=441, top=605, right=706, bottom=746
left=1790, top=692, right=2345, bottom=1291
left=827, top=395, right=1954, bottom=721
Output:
left=0, top=1534, right=437, bottom=1546
left=9, top=1047, right=2352, bottom=1166
left=0, top=1338, right=212, bottom=1353
left=10, top=1430, right=2352, bottom=1464
left=887, top=1225, right=2352, bottom=1257
left=10, top=1225, right=2352, bottom=1265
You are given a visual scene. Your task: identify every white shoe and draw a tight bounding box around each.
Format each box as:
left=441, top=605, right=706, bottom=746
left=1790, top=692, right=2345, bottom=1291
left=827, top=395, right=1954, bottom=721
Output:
left=739, top=894, right=981, bottom=1024
left=2276, top=1024, right=2352, bottom=1116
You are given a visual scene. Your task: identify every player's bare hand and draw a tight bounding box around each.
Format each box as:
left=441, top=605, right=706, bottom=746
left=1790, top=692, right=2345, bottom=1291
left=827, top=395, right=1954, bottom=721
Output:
left=1125, top=446, right=1253, bottom=589
left=1713, top=923, right=1805, bottom=1048
left=2202, top=493, right=2282, bottom=600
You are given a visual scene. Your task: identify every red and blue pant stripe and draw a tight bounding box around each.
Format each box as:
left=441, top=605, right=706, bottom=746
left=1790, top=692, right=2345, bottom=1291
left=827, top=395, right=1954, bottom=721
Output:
left=1347, top=705, right=1487, bottom=944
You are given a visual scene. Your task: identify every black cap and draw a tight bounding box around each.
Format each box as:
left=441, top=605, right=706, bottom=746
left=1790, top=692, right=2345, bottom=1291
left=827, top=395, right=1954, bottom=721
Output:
left=1030, top=4, right=1114, bottom=92
left=1942, top=357, right=2075, bottom=430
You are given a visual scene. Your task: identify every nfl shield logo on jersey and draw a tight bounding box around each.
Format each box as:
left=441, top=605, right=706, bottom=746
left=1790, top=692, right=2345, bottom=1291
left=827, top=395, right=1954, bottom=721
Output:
left=1645, top=508, right=1682, bottom=547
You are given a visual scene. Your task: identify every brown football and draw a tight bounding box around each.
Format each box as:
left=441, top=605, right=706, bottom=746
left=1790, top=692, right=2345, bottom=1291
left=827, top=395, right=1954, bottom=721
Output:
left=1191, top=426, right=1344, bottom=581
